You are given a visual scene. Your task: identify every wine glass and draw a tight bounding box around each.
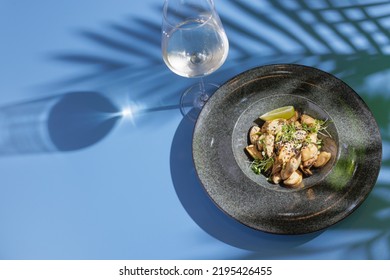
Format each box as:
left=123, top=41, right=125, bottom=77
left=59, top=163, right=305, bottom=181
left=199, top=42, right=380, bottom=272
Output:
left=162, top=0, right=229, bottom=121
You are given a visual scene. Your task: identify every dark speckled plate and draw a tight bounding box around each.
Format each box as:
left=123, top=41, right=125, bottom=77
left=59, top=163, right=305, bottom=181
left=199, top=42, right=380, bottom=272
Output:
left=192, top=64, right=382, bottom=234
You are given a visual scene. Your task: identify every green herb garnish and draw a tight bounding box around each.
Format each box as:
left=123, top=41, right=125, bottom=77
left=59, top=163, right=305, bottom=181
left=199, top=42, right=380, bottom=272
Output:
left=276, top=123, right=297, bottom=143
left=250, top=157, right=274, bottom=175
left=302, top=119, right=331, bottom=135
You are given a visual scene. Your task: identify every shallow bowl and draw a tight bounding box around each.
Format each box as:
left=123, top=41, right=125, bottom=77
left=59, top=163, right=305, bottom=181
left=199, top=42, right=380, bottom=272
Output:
left=192, top=64, right=382, bottom=234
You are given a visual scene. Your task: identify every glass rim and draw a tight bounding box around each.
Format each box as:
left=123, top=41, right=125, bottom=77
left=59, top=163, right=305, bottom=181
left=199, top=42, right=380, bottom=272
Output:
left=162, top=0, right=216, bottom=30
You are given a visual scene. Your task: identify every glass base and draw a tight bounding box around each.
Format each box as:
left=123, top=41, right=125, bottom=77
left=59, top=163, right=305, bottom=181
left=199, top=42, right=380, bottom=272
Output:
left=180, top=83, right=219, bottom=122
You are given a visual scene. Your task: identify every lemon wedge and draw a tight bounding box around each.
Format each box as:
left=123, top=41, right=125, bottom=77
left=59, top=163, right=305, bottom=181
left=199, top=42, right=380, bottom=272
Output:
left=259, top=106, right=295, bottom=121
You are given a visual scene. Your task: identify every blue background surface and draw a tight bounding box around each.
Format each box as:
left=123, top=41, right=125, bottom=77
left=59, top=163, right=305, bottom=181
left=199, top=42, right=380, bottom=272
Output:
left=0, top=0, right=389, bottom=259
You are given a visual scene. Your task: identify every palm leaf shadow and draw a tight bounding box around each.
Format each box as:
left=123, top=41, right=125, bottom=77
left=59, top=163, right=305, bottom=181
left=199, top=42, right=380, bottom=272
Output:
left=45, top=0, right=390, bottom=105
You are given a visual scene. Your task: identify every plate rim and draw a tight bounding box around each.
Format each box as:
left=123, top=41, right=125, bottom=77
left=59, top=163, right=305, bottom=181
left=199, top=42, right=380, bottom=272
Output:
left=192, top=63, right=382, bottom=235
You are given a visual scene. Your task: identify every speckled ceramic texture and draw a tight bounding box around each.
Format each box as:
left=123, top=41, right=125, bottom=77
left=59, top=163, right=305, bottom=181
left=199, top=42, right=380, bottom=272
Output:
left=192, top=64, right=382, bottom=235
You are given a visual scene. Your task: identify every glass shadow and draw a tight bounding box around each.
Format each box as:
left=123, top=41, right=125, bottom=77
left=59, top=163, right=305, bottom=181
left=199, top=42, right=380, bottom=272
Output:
left=0, top=91, right=120, bottom=155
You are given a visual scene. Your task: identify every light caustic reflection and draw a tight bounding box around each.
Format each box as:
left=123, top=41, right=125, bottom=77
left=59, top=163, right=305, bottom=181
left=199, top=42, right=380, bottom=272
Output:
left=115, top=101, right=146, bottom=125
left=121, top=108, right=132, bottom=117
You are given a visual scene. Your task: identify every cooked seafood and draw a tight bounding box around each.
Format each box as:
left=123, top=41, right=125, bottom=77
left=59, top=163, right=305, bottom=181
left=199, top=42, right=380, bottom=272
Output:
left=246, top=107, right=333, bottom=188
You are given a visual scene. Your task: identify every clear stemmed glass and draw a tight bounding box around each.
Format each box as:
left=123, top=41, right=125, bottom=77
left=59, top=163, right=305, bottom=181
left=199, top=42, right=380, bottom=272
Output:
left=162, top=0, right=229, bottom=121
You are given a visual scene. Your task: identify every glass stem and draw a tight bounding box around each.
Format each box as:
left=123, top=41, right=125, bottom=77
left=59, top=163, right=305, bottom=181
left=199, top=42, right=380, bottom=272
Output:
left=199, top=77, right=205, bottom=95
left=195, top=77, right=209, bottom=108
